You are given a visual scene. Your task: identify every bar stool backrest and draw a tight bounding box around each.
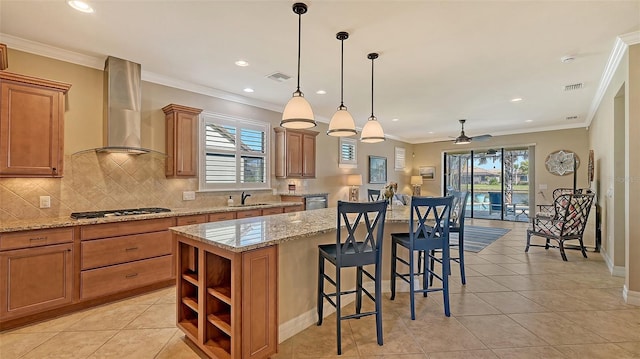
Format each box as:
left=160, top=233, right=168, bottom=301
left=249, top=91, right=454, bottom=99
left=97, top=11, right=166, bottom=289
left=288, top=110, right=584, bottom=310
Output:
left=409, top=196, right=453, bottom=251
left=335, top=200, right=387, bottom=268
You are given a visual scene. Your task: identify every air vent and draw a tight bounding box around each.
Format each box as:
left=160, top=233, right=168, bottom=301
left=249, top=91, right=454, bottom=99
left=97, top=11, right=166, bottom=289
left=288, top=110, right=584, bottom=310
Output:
left=564, top=83, right=583, bottom=91
left=566, top=115, right=579, bottom=120
left=266, top=72, right=291, bottom=83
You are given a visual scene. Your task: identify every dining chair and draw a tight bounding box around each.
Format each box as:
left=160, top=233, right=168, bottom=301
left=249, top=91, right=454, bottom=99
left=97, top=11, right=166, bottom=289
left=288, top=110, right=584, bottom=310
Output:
left=390, top=196, right=453, bottom=319
left=368, top=189, right=381, bottom=201
left=317, top=200, right=388, bottom=354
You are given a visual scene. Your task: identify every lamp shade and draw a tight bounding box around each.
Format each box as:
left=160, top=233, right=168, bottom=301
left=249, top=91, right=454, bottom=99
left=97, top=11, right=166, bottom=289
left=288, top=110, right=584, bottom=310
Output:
left=347, top=174, right=363, bottom=186
left=360, top=116, right=385, bottom=143
left=281, top=94, right=316, bottom=129
left=327, top=107, right=357, bottom=136
left=411, top=176, right=423, bottom=186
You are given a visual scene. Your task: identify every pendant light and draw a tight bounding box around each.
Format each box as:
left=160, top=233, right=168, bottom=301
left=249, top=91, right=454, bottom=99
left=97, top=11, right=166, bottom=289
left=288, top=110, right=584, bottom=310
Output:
left=281, top=2, right=316, bottom=129
left=360, top=53, right=385, bottom=143
left=327, top=31, right=357, bottom=137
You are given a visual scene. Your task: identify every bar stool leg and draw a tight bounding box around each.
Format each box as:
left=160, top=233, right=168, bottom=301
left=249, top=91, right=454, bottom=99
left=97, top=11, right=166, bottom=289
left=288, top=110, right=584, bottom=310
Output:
left=356, top=266, right=363, bottom=315
left=317, top=255, right=324, bottom=325
left=375, top=262, right=383, bottom=346
left=409, top=247, right=416, bottom=320
left=390, top=240, right=397, bottom=300
left=336, top=266, right=342, bottom=355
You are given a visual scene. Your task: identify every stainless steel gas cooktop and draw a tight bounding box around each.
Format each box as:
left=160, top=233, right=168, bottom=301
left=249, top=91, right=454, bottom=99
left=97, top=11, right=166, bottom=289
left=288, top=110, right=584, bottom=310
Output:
left=70, top=207, right=171, bottom=219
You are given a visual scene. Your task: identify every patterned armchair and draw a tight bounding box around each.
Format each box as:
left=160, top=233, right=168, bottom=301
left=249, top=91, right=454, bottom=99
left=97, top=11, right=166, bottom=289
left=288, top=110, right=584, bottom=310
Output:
left=536, top=188, right=590, bottom=219
left=526, top=193, right=595, bottom=261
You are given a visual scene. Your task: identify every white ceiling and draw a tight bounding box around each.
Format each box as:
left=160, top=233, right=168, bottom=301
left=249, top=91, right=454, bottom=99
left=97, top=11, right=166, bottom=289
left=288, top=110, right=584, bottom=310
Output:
left=1, top=1, right=639, bottom=144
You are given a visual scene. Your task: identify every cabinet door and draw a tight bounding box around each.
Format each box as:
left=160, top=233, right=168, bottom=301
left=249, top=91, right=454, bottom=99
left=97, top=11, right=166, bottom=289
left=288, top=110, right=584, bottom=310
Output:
left=0, top=81, right=65, bottom=177
left=285, top=131, right=303, bottom=177
left=242, top=246, right=278, bottom=359
left=302, top=133, right=316, bottom=178
left=174, top=111, right=198, bottom=176
left=0, top=243, right=73, bottom=320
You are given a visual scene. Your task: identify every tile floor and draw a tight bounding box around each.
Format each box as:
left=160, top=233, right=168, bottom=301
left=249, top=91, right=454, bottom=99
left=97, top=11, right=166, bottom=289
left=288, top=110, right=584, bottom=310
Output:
left=2, top=219, right=639, bottom=358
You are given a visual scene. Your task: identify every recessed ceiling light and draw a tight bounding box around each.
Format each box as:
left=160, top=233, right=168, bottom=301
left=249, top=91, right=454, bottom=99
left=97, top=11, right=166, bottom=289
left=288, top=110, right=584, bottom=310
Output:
left=235, top=60, right=249, bottom=67
left=316, top=90, right=327, bottom=95
left=391, top=118, right=399, bottom=122
left=510, top=97, right=523, bottom=102
left=67, top=1, right=94, bottom=13
left=243, top=88, right=254, bottom=93
left=561, top=55, right=575, bottom=63
left=525, top=119, right=533, bottom=123
left=428, top=131, right=434, bottom=134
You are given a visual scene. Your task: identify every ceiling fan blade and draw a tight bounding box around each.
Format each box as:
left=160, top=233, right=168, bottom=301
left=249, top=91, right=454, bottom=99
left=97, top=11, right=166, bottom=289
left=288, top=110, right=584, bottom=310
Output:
left=472, top=134, right=492, bottom=141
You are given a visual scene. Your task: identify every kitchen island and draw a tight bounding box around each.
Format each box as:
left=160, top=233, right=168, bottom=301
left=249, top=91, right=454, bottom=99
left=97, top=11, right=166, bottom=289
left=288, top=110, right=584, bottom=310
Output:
left=170, top=205, right=413, bottom=359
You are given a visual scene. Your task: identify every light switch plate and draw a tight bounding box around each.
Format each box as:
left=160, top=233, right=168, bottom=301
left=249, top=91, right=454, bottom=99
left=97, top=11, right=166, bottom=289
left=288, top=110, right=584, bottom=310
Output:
left=182, top=191, right=196, bottom=201
left=39, top=196, right=51, bottom=208
left=538, top=184, right=547, bottom=190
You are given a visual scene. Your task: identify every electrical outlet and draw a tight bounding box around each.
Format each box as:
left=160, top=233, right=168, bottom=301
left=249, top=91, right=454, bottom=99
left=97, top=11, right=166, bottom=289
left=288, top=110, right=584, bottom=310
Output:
left=182, top=191, right=196, bottom=201
left=39, top=196, right=51, bottom=208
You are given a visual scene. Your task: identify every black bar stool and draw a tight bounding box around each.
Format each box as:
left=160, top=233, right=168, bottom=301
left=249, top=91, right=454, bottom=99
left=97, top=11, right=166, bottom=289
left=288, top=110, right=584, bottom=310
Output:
left=390, top=196, right=453, bottom=320
left=317, top=200, right=387, bottom=355
left=430, top=190, right=469, bottom=285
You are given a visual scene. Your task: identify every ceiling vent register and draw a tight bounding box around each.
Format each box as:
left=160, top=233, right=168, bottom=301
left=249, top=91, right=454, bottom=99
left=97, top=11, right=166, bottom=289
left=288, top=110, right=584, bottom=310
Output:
left=564, top=83, right=584, bottom=91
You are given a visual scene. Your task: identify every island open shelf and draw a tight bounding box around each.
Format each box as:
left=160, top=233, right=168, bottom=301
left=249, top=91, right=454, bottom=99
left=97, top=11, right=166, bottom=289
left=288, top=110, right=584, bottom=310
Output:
left=175, top=234, right=277, bottom=359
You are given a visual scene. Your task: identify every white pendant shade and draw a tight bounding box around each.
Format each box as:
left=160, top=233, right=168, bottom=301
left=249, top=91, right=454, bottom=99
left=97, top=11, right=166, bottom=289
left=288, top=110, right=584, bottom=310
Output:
left=360, top=116, right=385, bottom=143
left=281, top=93, right=316, bottom=129
left=327, top=107, right=357, bottom=136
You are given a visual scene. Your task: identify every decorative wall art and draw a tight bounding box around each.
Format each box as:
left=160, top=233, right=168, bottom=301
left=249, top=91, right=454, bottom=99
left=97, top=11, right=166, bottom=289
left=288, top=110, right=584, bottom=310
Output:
left=545, top=150, right=580, bottom=176
left=368, top=156, right=387, bottom=183
left=419, top=166, right=436, bottom=180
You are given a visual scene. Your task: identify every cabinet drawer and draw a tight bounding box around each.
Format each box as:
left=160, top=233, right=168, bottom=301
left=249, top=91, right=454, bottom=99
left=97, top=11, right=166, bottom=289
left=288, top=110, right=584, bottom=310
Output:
left=208, top=212, right=236, bottom=222
left=80, top=218, right=173, bottom=240
left=176, top=214, right=208, bottom=226
left=1, top=228, right=74, bottom=251
left=262, top=207, right=284, bottom=216
left=283, top=205, right=303, bottom=213
left=236, top=209, right=262, bottom=219
left=81, top=231, right=172, bottom=270
left=80, top=255, right=172, bottom=300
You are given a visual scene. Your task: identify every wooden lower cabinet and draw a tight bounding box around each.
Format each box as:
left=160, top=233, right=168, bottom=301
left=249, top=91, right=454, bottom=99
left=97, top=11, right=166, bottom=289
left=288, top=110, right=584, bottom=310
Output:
left=0, top=243, right=73, bottom=320
left=176, top=235, right=278, bottom=359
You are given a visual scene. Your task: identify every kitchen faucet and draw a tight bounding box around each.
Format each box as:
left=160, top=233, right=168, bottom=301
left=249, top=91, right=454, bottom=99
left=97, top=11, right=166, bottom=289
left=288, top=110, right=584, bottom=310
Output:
left=241, top=192, right=251, bottom=205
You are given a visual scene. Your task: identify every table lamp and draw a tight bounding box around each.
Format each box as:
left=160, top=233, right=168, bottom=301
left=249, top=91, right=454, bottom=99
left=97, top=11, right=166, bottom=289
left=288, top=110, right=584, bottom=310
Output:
left=347, top=174, right=363, bottom=201
left=411, top=175, right=423, bottom=196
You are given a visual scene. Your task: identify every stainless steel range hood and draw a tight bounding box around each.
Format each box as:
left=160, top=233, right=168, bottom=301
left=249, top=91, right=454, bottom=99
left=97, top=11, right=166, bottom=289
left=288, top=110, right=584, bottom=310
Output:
left=97, top=56, right=149, bottom=154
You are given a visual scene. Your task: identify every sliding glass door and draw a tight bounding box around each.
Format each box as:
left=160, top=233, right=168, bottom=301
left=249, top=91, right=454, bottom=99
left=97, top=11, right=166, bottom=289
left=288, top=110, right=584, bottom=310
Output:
left=444, top=147, right=529, bottom=222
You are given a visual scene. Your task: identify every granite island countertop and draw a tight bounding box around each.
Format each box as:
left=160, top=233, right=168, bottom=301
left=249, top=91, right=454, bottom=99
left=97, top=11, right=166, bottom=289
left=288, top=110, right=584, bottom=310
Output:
left=170, top=205, right=413, bottom=253
left=0, top=201, right=302, bottom=233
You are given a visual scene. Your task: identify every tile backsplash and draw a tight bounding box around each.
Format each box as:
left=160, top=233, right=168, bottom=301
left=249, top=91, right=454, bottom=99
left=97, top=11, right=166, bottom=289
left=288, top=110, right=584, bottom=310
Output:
left=0, top=151, right=277, bottom=222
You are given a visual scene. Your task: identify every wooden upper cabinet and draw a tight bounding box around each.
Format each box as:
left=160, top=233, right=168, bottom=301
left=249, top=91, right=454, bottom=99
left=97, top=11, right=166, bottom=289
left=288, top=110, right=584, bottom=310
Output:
left=274, top=128, right=318, bottom=178
left=162, top=104, right=202, bottom=177
left=0, top=72, right=71, bottom=177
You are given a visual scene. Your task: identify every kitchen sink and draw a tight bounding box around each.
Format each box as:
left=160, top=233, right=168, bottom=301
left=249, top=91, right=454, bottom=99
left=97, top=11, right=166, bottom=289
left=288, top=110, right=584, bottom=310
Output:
left=231, top=203, right=270, bottom=207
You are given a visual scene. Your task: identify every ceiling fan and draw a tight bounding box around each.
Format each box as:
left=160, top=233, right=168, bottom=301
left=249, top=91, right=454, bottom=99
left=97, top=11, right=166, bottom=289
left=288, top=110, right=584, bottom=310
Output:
left=454, top=119, right=492, bottom=145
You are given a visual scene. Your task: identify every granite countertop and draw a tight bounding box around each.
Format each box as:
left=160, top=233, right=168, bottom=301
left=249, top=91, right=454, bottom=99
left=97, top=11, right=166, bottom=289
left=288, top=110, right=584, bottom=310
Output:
left=170, top=205, right=413, bottom=253
left=0, top=201, right=301, bottom=233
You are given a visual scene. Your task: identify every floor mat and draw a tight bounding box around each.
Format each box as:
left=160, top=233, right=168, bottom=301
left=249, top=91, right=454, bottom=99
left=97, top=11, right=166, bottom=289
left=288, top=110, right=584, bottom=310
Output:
left=450, top=225, right=511, bottom=252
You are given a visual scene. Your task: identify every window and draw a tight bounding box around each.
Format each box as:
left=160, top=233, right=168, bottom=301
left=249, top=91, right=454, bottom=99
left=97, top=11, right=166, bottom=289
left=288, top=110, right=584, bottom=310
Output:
left=339, top=137, right=357, bottom=168
left=199, top=112, right=270, bottom=191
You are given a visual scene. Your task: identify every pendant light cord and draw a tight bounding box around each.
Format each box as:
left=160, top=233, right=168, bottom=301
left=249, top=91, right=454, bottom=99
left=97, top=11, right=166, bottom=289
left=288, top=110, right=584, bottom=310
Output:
left=340, top=38, right=344, bottom=107
left=296, top=12, right=302, bottom=92
left=370, top=56, right=375, bottom=118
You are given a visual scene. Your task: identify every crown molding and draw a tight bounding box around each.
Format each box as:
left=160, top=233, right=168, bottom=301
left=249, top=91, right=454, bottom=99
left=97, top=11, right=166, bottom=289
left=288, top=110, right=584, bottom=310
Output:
left=586, top=31, right=640, bottom=127
left=0, top=33, right=288, bottom=115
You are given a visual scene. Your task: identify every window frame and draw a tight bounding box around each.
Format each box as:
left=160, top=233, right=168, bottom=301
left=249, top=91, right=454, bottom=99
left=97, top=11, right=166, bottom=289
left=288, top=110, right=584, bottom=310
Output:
left=339, top=137, right=358, bottom=168
left=198, top=111, right=271, bottom=191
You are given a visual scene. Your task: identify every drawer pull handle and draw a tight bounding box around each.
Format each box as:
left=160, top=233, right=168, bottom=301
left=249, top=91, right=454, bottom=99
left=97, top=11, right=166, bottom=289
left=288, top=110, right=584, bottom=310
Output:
left=30, top=236, right=47, bottom=241
left=125, top=247, right=139, bottom=251
left=125, top=273, right=138, bottom=279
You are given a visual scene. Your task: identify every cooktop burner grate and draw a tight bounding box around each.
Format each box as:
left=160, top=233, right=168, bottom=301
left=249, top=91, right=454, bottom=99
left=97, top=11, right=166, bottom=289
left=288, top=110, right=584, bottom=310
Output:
left=70, top=207, right=171, bottom=219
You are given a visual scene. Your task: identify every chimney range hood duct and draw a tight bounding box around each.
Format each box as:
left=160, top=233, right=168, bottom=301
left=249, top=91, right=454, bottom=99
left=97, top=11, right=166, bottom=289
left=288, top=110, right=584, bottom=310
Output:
left=97, top=56, right=150, bottom=154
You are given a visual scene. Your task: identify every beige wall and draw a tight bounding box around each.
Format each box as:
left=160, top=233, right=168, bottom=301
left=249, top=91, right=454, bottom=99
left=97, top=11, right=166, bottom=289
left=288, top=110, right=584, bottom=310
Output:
left=0, top=49, right=412, bottom=221
left=626, top=45, right=640, bottom=294
left=411, top=129, right=590, bottom=208
left=589, top=42, right=640, bottom=301
left=589, top=50, right=628, bottom=269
